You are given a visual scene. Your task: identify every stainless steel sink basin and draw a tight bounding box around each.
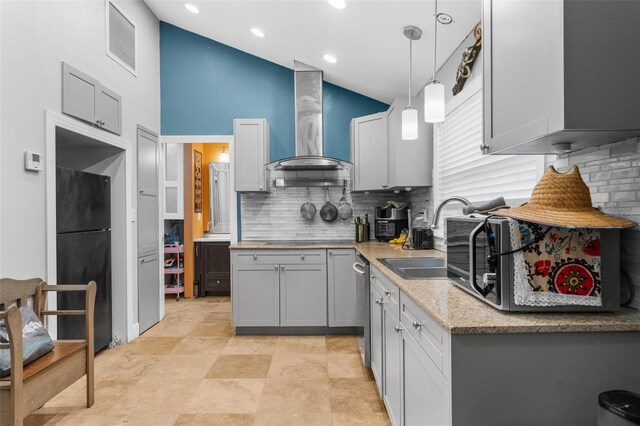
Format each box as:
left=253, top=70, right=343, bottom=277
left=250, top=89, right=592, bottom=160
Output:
left=378, top=257, right=448, bottom=280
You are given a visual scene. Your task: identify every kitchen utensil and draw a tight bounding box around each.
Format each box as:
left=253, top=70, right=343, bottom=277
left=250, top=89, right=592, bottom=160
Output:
left=338, top=186, right=353, bottom=220
left=300, top=187, right=316, bottom=220
left=320, top=187, right=338, bottom=222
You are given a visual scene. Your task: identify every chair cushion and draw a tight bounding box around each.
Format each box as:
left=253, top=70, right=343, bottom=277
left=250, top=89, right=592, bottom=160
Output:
left=0, top=306, right=55, bottom=377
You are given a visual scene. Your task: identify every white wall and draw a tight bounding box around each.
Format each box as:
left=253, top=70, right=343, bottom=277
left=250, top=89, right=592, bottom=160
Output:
left=0, top=0, right=160, bottom=281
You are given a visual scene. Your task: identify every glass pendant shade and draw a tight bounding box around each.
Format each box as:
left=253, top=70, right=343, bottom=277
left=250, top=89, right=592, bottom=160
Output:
left=219, top=150, right=230, bottom=163
left=424, top=81, right=445, bottom=123
left=402, top=107, right=419, bottom=140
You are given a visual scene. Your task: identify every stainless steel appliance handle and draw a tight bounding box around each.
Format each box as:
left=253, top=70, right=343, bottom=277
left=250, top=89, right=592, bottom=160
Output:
left=352, top=262, right=366, bottom=275
left=469, top=222, right=489, bottom=298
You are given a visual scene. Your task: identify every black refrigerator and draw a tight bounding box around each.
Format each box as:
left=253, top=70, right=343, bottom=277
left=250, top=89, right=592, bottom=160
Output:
left=56, top=167, right=112, bottom=352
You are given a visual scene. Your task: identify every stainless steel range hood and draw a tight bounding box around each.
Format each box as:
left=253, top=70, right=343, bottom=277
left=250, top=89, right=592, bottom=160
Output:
left=267, top=61, right=352, bottom=171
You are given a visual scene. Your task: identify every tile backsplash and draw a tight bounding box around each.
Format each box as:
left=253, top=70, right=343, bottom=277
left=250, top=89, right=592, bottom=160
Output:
left=548, top=137, right=640, bottom=310
left=240, top=170, right=407, bottom=241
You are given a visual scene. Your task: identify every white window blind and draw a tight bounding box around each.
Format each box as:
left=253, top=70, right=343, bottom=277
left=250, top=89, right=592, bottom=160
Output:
left=436, top=90, right=542, bottom=205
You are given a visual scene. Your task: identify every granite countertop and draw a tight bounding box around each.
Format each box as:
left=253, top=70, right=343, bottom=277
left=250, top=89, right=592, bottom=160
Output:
left=354, top=241, right=640, bottom=334
left=230, top=240, right=356, bottom=249
left=195, top=233, right=231, bottom=242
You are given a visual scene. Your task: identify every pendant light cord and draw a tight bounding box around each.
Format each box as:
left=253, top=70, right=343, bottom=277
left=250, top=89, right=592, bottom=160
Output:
left=432, top=0, right=438, bottom=83
left=409, top=38, right=413, bottom=107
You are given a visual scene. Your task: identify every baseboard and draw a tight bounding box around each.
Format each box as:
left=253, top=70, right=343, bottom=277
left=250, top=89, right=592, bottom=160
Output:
left=235, top=326, right=359, bottom=336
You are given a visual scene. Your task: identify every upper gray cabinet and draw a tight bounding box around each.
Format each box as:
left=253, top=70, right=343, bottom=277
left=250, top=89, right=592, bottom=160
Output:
left=234, top=118, right=270, bottom=192
left=483, top=0, right=640, bottom=155
left=387, top=97, right=433, bottom=188
left=351, top=112, right=389, bottom=191
left=62, top=62, right=122, bottom=135
left=351, top=98, right=433, bottom=192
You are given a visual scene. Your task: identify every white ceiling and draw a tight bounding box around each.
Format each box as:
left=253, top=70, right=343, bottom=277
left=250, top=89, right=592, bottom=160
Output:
left=145, top=0, right=481, bottom=104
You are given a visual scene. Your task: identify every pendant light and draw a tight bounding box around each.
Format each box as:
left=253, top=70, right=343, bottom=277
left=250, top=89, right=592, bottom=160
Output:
left=424, top=0, right=445, bottom=123
left=219, top=146, right=229, bottom=163
left=402, top=26, right=422, bottom=140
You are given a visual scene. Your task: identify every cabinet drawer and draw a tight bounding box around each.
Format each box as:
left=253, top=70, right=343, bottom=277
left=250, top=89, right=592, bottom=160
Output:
left=371, top=266, right=399, bottom=317
left=234, top=250, right=326, bottom=265
left=400, top=291, right=446, bottom=373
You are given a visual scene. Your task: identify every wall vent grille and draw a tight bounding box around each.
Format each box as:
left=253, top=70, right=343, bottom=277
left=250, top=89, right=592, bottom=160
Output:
left=107, top=1, right=136, bottom=75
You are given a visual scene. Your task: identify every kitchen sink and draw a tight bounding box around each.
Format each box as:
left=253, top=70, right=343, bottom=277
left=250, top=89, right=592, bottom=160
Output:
left=378, top=257, right=448, bottom=280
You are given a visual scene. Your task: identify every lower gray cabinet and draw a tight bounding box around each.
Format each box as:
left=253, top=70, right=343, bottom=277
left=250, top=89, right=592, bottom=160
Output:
left=232, top=264, right=280, bottom=326
left=138, top=253, right=160, bottom=334
left=327, top=249, right=358, bottom=327
left=383, top=300, right=402, bottom=426
left=370, top=283, right=384, bottom=397
left=280, top=263, right=327, bottom=326
left=402, top=327, right=450, bottom=426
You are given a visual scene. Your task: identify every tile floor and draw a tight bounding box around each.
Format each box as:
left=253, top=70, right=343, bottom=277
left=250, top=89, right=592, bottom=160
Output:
left=25, top=297, right=389, bottom=425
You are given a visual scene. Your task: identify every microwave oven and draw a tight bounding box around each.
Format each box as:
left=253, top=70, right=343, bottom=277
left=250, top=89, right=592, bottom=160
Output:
left=445, top=216, right=621, bottom=312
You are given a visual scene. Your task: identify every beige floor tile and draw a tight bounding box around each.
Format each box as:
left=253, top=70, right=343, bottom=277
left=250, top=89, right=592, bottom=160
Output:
left=222, top=336, right=279, bottom=355
left=206, top=302, right=232, bottom=312
left=253, top=412, right=333, bottom=425
left=206, top=354, right=273, bottom=379
left=24, top=414, right=65, bottom=425
left=188, top=321, right=235, bottom=337
left=329, top=378, right=386, bottom=413
left=332, top=413, right=391, bottom=425
left=268, top=353, right=328, bottom=379
left=327, top=354, right=369, bottom=379
left=174, top=413, right=254, bottom=425
left=145, top=354, right=218, bottom=379
left=169, top=336, right=230, bottom=355
left=202, top=311, right=232, bottom=322
left=117, top=337, right=184, bottom=355
left=182, top=379, right=265, bottom=414
left=108, top=376, right=198, bottom=415
left=141, top=320, right=198, bottom=337
left=94, top=354, right=162, bottom=381
left=275, top=336, right=327, bottom=354
left=325, top=336, right=360, bottom=354
left=257, top=378, right=331, bottom=414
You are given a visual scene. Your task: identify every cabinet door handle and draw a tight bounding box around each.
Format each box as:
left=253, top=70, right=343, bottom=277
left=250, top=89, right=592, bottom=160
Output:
left=274, top=265, right=278, bottom=271
left=300, top=254, right=305, bottom=260
left=394, top=326, right=402, bottom=333
left=259, top=186, right=263, bottom=191
left=280, top=265, right=285, bottom=271
left=328, top=250, right=332, bottom=255
left=382, top=184, right=388, bottom=188
left=371, top=274, right=377, bottom=279
left=253, top=254, right=258, bottom=260
left=375, top=298, right=384, bottom=305
left=384, top=290, right=391, bottom=296
left=412, top=321, right=422, bottom=330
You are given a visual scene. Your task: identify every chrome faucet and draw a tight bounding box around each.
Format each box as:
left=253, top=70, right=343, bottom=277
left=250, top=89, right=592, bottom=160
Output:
left=429, top=196, right=471, bottom=229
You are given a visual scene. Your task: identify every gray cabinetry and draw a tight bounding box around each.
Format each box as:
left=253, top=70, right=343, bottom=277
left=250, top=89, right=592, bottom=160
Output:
left=137, top=253, right=159, bottom=333
left=370, top=282, right=384, bottom=397
left=280, top=263, right=327, bottom=326
left=387, top=97, right=433, bottom=188
left=232, top=263, right=280, bottom=326
left=234, top=119, right=270, bottom=192
left=401, top=326, right=450, bottom=426
left=231, top=249, right=328, bottom=328
left=327, top=249, right=358, bottom=327
left=484, top=0, right=640, bottom=154
left=383, top=295, right=402, bottom=426
left=351, top=112, right=389, bottom=191
left=62, top=62, right=122, bottom=135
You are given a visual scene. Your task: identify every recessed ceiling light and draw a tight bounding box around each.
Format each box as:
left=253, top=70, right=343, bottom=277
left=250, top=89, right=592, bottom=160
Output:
left=250, top=28, right=265, bottom=38
left=184, top=3, right=199, bottom=14
left=323, top=54, right=337, bottom=64
left=328, top=0, right=346, bottom=9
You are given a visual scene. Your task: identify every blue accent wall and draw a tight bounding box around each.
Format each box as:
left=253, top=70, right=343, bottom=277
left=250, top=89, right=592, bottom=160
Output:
left=160, top=22, right=389, bottom=162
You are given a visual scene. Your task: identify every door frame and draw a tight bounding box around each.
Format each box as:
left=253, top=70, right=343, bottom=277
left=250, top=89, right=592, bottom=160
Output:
left=45, top=110, right=136, bottom=341
left=159, top=135, right=237, bottom=244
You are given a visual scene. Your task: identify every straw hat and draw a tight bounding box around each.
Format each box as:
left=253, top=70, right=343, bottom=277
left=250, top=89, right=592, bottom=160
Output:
left=493, top=166, right=637, bottom=229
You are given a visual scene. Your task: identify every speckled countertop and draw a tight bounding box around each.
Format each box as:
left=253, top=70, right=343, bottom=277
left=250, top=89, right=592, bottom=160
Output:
left=354, top=241, right=640, bottom=334
left=230, top=240, right=355, bottom=250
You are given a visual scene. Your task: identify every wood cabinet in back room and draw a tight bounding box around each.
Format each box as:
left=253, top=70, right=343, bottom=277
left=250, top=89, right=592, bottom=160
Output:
left=195, top=241, right=231, bottom=297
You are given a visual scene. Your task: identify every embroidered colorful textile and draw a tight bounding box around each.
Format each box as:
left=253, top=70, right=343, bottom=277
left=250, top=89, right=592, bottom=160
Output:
left=507, top=218, right=603, bottom=307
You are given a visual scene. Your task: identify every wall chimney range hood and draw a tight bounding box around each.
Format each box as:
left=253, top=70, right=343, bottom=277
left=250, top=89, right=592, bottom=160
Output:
left=267, top=61, right=352, bottom=171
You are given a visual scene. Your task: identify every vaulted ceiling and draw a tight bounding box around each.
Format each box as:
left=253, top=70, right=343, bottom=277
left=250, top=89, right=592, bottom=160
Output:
left=145, top=0, right=481, bottom=103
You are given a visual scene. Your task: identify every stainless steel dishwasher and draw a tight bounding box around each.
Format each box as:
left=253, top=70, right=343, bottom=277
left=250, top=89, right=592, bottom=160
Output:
left=353, top=252, right=370, bottom=367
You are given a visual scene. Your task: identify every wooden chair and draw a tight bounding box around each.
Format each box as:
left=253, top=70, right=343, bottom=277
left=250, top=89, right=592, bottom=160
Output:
left=0, top=278, right=96, bottom=426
